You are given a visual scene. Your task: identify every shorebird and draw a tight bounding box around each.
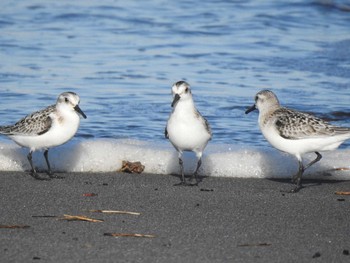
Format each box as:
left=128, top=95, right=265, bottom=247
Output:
left=0, top=92, right=87, bottom=180
left=246, top=90, right=350, bottom=192
left=165, top=81, right=212, bottom=185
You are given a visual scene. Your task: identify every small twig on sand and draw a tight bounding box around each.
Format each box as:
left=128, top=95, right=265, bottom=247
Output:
left=0, top=225, right=30, bottom=229
left=88, top=210, right=141, bottom=216
left=333, top=167, right=350, bottom=171
left=59, top=214, right=103, bottom=222
left=335, top=191, right=350, bottom=196
left=104, top=233, right=155, bottom=238
left=32, top=215, right=57, bottom=218
left=238, top=243, right=271, bottom=247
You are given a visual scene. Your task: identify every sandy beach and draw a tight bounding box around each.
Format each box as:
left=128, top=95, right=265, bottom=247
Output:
left=1, top=172, right=350, bottom=262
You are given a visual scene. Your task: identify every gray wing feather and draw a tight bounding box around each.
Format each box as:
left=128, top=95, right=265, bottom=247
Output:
left=0, top=105, right=55, bottom=136
left=203, top=116, right=212, bottom=139
left=274, top=108, right=350, bottom=139
left=195, top=109, right=212, bottom=139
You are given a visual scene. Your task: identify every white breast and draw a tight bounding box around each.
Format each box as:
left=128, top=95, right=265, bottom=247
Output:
left=167, top=104, right=210, bottom=153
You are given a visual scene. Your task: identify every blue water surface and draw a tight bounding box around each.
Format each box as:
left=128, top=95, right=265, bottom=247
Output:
left=1, top=0, right=350, bottom=147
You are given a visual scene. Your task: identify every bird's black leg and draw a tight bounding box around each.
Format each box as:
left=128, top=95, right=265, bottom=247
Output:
left=289, top=152, right=322, bottom=193
left=44, top=150, right=52, bottom=175
left=27, top=151, right=36, bottom=174
left=27, top=151, right=49, bottom=181
left=179, top=158, right=185, bottom=184
left=290, top=160, right=304, bottom=193
left=304, top=152, right=322, bottom=170
left=191, top=158, right=202, bottom=186
left=174, top=158, right=187, bottom=186
left=44, top=150, right=64, bottom=179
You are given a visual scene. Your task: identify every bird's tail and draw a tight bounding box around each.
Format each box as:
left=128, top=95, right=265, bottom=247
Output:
left=0, top=125, right=13, bottom=135
left=333, top=126, right=350, bottom=135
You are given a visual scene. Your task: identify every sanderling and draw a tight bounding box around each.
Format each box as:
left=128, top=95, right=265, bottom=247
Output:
left=0, top=92, right=87, bottom=180
left=165, top=81, right=212, bottom=186
left=246, top=90, right=350, bottom=192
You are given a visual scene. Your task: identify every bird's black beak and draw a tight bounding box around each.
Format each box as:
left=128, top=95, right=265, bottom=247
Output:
left=245, top=104, right=256, bottom=114
left=74, top=105, right=87, bottom=119
left=171, top=94, right=181, bottom=108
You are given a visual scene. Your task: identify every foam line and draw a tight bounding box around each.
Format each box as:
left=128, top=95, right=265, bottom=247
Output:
left=0, top=139, right=349, bottom=180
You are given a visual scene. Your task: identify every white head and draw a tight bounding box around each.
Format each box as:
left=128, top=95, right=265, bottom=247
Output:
left=245, top=90, right=280, bottom=114
left=171, top=81, right=193, bottom=108
left=56, top=92, right=87, bottom=119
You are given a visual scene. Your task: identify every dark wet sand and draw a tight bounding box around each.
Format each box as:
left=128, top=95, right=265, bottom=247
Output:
left=1, top=172, right=350, bottom=262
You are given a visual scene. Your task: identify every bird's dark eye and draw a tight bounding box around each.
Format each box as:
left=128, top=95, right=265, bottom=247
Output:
left=65, top=97, right=69, bottom=103
left=254, top=95, right=259, bottom=102
left=185, top=87, right=189, bottom=93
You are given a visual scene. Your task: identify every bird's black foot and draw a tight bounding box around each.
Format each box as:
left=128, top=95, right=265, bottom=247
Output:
left=289, top=184, right=303, bottom=193
left=189, top=174, right=202, bottom=186
left=173, top=180, right=197, bottom=187
left=174, top=181, right=188, bottom=186
left=281, top=184, right=303, bottom=194
left=30, top=171, right=51, bottom=181
left=187, top=179, right=199, bottom=186
left=47, top=172, right=64, bottom=179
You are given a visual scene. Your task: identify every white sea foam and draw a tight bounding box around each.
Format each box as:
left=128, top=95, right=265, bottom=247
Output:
left=0, top=139, right=349, bottom=180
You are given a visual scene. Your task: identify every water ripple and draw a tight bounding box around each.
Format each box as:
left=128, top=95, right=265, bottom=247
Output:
left=0, top=0, right=350, bottom=147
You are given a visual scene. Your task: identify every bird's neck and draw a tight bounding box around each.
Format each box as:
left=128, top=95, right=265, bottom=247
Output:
left=259, top=104, right=280, bottom=126
left=173, top=99, right=196, bottom=114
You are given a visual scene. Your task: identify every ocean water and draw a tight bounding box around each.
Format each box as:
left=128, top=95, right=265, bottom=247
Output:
left=1, top=0, right=350, bottom=178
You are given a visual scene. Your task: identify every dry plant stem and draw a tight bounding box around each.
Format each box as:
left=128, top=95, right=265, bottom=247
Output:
left=334, top=167, right=350, bottom=171
left=104, top=233, right=155, bottom=238
left=60, top=214, right=103, bottom=222
left=0, top=225, right=30, bottom=229
left=335, top=191, right=350, bottom=195
left=88, top=210, right=141, bottom=215
left=238, top=243, right=271, bottom=247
